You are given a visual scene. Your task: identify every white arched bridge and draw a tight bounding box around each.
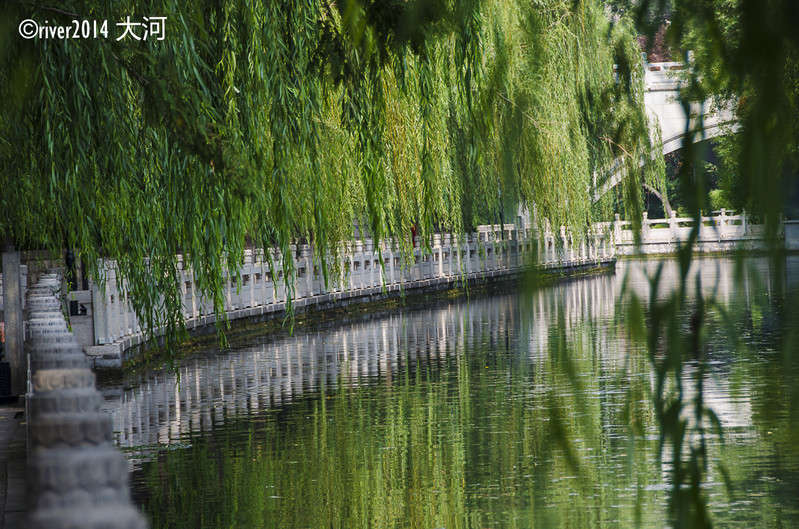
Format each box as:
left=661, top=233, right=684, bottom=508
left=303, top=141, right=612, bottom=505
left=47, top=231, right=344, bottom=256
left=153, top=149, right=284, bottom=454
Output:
left=593, top=56, right=737, bottom=201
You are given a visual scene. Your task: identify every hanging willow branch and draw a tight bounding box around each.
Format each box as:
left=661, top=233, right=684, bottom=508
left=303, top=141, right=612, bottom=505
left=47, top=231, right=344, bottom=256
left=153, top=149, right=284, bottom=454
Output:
left=0, top=0, right=657, bottom=364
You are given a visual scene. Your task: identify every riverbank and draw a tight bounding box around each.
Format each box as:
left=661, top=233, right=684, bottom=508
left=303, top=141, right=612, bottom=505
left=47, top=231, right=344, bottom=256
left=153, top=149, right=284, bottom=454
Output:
left=61, top=225, right=613, bottom=370
left=119, top=257, right=616, bottom=373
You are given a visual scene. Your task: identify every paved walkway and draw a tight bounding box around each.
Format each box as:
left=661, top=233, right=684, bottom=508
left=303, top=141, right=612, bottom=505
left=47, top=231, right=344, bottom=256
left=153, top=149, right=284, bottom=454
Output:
left=0, top=403, right=26, bottom=529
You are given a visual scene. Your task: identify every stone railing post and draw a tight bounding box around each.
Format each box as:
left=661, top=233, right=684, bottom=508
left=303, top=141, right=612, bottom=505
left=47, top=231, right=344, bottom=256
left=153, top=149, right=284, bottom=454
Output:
left=2, top=243, right=25, bottom=397
left=434, top=234, right=443, bottom=278
left=742, top=209, right=748, bottom=236
left=453, top=236, right=461, bottom=276
left=25, top=273, right=148, bottom=529
left=443, top=234, right=452, bottom=277
left=302, top=245, right=313, bottom=296
left=248, top=252, right=257, bottom=308
left=511, top=228, right=519, bottom=269
left=669, top=210, right=678, bottom=240
left=387, top=240, right=396, bottom=286
left=369, top=240, right=378, bottom=288
left=347, top=244, right=355, bottom=292
left=355, top=240, right=364, bottom=289
left=189, top=270, right=198, bottom=318
left=470, top=233, right=479, bottom=274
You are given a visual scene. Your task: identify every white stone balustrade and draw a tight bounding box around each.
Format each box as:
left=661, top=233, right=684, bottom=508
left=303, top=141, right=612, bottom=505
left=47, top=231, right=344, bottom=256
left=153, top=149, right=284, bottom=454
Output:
left=75, top=224, right=613, bottom=367
left=6, top=211, right=779, bottom=369
left=611, top=210, right=782, bottom=255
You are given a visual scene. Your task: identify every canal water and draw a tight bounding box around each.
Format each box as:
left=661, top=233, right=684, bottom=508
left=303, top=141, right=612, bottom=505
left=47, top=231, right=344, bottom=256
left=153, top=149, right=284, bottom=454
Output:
left=98, top=257, right=799, bottom=528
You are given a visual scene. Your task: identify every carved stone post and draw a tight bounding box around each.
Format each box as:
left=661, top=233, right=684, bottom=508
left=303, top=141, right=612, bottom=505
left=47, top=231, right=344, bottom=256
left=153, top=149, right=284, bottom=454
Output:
left=25, top=273, right=148, bottom=529
left=2, top=240, right=25, bottom=397
left=719, top=209, right=727, bottom=239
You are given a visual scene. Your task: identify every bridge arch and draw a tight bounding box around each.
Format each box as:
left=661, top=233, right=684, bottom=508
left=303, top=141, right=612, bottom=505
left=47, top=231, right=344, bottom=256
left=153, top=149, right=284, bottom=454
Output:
left=593, top=58, right=737, bottom=202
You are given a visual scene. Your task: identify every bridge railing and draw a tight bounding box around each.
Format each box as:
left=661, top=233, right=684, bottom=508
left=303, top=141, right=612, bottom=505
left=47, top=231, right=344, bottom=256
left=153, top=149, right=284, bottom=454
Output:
left=598, top=56, right=737, bottom=202
left=611, top=210, right=783, bottom=255
left=644, top=60, right=685, bottom=91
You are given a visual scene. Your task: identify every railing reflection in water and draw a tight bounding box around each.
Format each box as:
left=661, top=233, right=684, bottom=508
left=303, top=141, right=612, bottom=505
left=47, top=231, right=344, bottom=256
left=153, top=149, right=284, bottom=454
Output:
left=102, top=271, right=620, bottom=458
left=101, top=256, right=792, bottom=463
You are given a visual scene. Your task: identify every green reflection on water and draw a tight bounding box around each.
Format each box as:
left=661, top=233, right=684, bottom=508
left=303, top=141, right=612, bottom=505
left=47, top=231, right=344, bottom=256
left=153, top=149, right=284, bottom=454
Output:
left=122, top=258, right=799, bottom=528
left=135, top=350, right=662, bottom=528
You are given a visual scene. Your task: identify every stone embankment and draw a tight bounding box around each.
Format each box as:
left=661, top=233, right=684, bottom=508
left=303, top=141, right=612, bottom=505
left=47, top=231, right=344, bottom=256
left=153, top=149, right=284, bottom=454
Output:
left=24, top=272, right=147, bottom=529
left=78, top=226, right=614, bottom=368
left=2, top=213, right=792, bottom=372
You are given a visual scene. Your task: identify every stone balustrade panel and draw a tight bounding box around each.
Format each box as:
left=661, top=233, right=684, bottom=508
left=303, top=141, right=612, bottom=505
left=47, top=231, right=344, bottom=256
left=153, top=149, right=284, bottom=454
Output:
left=49, top=225, right=623, bottom=366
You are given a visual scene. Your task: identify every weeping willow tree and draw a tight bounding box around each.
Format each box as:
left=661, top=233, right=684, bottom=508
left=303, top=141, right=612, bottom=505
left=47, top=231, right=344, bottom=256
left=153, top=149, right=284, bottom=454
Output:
left=604, top=1, right=799, bottom=527
left=0, top=0, right=657, bottom=359
left=670, top=0, right=799, bottom=227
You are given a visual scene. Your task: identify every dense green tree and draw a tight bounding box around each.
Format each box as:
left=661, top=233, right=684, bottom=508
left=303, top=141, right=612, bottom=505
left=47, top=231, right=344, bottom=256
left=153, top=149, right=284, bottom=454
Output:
left=637, top=0, right=799, bottom=224
left=623, top=2, right=799, bottom=527
left=0, top=0, right=656, bottom=358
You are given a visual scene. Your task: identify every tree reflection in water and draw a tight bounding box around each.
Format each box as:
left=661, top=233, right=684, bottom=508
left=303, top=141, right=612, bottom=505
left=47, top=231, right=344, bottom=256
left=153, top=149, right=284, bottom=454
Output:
left=98, top=256, right=799, bottom=528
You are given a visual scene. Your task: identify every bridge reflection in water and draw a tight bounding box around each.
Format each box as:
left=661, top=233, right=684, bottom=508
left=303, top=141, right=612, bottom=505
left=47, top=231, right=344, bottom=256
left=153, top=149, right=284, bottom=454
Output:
left=100, top=256, right=794, bottom=460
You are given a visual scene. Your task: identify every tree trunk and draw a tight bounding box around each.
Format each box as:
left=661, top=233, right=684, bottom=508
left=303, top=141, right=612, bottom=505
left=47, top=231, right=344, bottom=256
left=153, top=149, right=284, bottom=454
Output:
left=643, top=183, right=674, bottom=218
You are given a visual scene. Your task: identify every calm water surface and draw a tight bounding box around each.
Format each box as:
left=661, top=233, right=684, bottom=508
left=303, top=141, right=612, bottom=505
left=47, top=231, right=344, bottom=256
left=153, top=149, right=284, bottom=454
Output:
left=99, top=257, right=799, bottom=528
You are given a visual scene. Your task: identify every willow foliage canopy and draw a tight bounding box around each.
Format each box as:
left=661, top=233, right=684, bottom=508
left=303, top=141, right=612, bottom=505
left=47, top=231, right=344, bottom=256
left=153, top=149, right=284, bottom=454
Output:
left=0, top=0, right=657, bottom=358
